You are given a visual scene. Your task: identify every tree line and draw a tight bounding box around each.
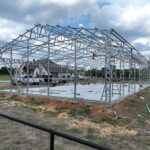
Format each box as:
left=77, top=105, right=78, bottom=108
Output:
left=0, top=67, right=15, bottom=75
left=0, top=66, right=147, bottom=79
left=78, top=68, right=146, bottom=79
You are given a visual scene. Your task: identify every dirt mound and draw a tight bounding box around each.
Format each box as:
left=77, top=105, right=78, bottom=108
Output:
left=58, top=112, right=69, bottom=119
left=91, top=105, right=112, bottom=118
left=18, top=95, right=87, bottom=109
left=3, top=93, right=111, bottom=118
left=1, top=92, right=138, bottom=119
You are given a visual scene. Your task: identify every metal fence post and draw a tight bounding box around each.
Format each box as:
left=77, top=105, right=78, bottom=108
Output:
left=50, top=133, right=54, bottom=150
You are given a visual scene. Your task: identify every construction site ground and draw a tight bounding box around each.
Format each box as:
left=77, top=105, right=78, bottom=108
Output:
left=0, top=86, right=150, bottom=150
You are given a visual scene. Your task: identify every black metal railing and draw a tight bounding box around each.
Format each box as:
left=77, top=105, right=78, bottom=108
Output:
left=0, top=113, right=112, bottom=150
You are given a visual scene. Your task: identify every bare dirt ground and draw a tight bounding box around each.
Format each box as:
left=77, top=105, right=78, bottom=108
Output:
left=0, top=87, right=150, bottom=150
left=0, top=82, right=10, bottom=89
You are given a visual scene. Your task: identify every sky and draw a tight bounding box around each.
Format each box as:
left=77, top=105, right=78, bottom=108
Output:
left=0, top=0, right=150, bottom=58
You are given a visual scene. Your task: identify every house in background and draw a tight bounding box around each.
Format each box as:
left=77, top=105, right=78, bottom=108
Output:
left=18, top=58, right=73, bottom=78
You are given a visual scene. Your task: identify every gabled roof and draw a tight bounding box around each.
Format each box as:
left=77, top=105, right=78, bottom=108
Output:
left=23, top=58, right=72, bottom=73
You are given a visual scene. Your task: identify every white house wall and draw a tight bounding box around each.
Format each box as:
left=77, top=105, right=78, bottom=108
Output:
left=33, top=67, right=40, bottom=76
left=33, top=66, right=49, bottom=76
left=15, top=63, right=25, bottom=76
left=41, top=66, right=49, bottom=75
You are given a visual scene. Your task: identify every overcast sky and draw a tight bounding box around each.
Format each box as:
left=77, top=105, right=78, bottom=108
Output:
left=0, top=0, right=150, bottom=58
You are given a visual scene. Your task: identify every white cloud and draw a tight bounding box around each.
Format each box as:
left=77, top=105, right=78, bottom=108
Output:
left=119, top=4, right=150, bottom=31
left=141, top=50, right=150, bottom=57
left=0, top=0, right=150, bottom=58
left=40, top=0, right=80, bottom=6
left=88, top=0, right=150, bottom=58
left=24, top=15, right=33, bottom=22
left=91, top=1, right=150, bottom=33
left=40, top=0, right=96, bottom=6
left=79, top=23, right=83, bottom=28
left=132, top=37, right=150, bottom=46
left=0, top=18, right=27, bottom=42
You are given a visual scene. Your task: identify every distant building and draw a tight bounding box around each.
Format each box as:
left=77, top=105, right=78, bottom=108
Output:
left=18, top=58, right=73, bottom=78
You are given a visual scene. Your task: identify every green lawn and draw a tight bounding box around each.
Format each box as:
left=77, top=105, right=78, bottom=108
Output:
left=0, top=75, right=10, bottom=81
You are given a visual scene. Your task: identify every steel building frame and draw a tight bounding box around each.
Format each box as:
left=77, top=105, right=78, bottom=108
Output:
left=0, top=24, right=149, bottom=103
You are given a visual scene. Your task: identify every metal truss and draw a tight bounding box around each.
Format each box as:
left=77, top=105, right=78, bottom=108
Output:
left=0, top=24, right=149, bottom=103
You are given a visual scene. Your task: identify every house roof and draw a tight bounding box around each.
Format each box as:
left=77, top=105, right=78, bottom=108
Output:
left=23, top=58, right=73, bottom=74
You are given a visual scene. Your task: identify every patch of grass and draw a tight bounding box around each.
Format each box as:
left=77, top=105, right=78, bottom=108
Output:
left=85, top=134, right=99, bottom=140
left=117, top=118, right=132, bottom=128
left=141, top=138, right=150, bottom=146
left=55, top=145, right=63, bottom=150
left=14, top=141, right=22, bottom=145
left=55, top=107, right=68, bottom=113
left=68, top=109, right=76, bottom=117
left=20, top=105, right=38, bottom=112
left=87, top=127, right=96, bottom=134
left=126, top=97, right=150, bottom=120
left=53, top=123, right=67, bottom=131
left=98, top=138, right=108, bottom=145
left=92, top=117, right=117, bottom=125
left=68, top=128, right=82, bottom=134
left=69, top=107, right=91, bottom=117
left=0, top=75, right=10, bottom=81
left=137, top=117, right=146, bottom=127
left=44, top=111, right=58, bottom=117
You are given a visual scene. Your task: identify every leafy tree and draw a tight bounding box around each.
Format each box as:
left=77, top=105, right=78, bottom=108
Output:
left=0, top=67, right=15, bottom=75
left=0, top=67, right=9, bottom=75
